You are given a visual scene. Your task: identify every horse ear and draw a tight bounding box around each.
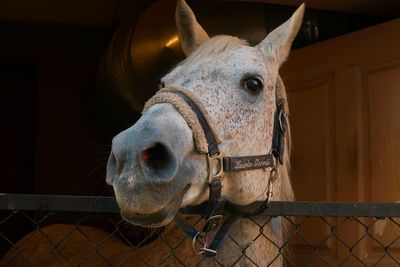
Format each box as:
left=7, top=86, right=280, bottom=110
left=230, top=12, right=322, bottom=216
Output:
left=176, top=0, right=209, bottom=56
left=256, top=3, right=305, bottom=66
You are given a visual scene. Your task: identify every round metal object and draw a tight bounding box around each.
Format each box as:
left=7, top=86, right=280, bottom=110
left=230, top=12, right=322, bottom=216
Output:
left=99, top=0, right=184, bottom=113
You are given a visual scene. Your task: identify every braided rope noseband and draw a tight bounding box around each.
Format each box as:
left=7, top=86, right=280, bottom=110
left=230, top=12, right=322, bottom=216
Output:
left=143, top=87, right=221, bottom=154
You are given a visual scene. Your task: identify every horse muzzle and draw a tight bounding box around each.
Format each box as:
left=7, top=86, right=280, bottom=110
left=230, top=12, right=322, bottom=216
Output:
left=119, top=185, right=190, bottom=227
left=106, top=103, right=198, bottom=227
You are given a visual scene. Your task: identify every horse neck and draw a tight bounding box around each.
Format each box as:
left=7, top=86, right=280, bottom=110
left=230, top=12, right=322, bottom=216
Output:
left=213, top=169, right=291, bottom=266
left=146, top=149, right=293, bottom=266
left=157, top=216, right=282, bottom=266
left=215, top=217, right=282, bottom=266
left=145, top=168, right=292, bottom=267
left=203, top=115, right=293, bottom=266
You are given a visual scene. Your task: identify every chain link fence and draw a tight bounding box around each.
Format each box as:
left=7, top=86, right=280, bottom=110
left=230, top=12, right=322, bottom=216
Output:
left=1, top=194, right=400, bottom=266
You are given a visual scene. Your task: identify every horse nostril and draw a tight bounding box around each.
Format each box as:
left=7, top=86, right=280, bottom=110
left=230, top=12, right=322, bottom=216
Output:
left=141, top=143, right=172, bottom=173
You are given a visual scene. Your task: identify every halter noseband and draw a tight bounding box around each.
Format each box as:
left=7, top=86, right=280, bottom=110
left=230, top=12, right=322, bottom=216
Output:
left=143, top=84, right=287, bottom=257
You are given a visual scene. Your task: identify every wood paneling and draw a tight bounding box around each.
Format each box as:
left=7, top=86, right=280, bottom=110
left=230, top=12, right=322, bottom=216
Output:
left=366, top=63, right=400, bottom=203
left=361, top=62, right=400, bottom=265
left=281, top=18, right=400, bottom=265
left=288, top=79, right=338, bottom=265
left=289, top=80, right=335, bottom=201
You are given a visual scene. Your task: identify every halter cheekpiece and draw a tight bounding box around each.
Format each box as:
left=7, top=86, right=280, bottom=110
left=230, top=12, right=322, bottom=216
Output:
left=143, top=84, right=288, bottom=257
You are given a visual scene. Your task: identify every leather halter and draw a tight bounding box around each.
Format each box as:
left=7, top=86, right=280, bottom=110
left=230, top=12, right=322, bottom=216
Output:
left=149, top=84, right=287, bottom=257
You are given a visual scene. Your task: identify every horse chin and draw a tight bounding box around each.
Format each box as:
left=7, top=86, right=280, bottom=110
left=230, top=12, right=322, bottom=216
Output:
left=120, top=185, right=190, bottom=228
left=181, top=183, right=209, bottom=207
left=121, top=211, right=175, bottom=228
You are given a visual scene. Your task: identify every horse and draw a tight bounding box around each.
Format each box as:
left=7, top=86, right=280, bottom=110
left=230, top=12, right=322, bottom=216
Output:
left=1, top=1, right=304, bottom=266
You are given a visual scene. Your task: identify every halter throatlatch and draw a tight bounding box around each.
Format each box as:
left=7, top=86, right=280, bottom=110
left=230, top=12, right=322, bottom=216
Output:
left=143, top=85, right=288, bottom=257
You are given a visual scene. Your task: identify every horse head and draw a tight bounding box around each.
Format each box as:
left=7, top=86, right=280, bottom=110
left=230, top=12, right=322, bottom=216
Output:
left=107, top=0, right=304, bottom=228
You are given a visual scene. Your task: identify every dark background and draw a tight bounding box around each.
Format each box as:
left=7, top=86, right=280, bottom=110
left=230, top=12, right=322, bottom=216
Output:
left=0, top=0, right=397, bottom=196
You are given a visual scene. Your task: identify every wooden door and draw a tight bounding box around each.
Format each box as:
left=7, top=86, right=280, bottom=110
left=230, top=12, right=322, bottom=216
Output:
left=281, top=19, right=400, bottom=266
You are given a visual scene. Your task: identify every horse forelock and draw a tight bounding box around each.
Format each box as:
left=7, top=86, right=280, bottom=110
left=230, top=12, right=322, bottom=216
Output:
left=178, top=35, right=248, bottom=67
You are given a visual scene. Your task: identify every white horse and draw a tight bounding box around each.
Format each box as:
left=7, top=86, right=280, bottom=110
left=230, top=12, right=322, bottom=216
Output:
left=2, top=1, right=304, bottom=266
left=106, top=0, right=304, bottom=265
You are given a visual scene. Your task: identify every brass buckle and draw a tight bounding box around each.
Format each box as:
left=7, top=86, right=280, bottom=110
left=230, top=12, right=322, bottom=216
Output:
left=207, top=152, right=225, bottom=183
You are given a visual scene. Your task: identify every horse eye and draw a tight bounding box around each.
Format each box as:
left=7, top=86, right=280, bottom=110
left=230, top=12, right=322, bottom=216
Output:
left=242, top=77, right=263, bottom=95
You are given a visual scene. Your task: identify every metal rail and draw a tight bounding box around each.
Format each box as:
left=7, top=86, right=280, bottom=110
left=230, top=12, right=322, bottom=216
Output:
left=0, top=194, right=118, bottom=213
left=1, top=194, right=400, bottom=217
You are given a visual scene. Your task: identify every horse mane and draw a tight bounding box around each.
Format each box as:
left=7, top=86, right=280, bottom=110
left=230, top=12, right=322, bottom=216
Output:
left=275, top=75, right=294, bottom=246
left=276, top=75, right=294, bottom=203
left=281, top=119, right=294, bottom=201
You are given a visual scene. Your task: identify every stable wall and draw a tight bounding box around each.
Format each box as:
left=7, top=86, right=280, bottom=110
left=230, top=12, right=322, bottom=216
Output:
left=281, top=18, right=400, bottom=266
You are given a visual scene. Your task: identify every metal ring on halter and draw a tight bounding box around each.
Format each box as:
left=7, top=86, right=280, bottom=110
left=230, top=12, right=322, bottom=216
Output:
left=192, top=232, right=208, bottom=255
left=200, top=247, right=218, bottom=256
left=265, top=167, right=278, bottom=207
left=270, top=166, right=278, bottom=184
